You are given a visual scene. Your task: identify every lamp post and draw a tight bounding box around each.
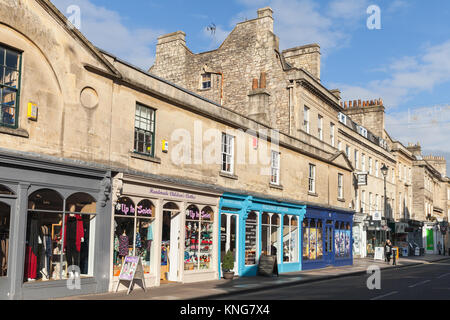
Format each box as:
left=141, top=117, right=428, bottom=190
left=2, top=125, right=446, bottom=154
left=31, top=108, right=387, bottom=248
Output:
left=381, top=164, right=388, bottom=220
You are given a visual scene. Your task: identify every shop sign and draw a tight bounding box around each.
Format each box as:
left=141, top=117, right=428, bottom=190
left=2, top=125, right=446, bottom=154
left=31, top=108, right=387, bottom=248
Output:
left=116, top=256, right=147, bottom=295
left=261, top=204, right=290, bottom=213
left=137, top=205, right=152, bottom=216
left=374, top=247, right=384, bottom=260
left=357, top=173, right=368, bottom=186
left=149, top=188, right=196, bottom=200
left=116, top=203, right=135, bottom=215
left=373, top=211, right=382, bottom=221
left=185, top=209, right=211, bottom=220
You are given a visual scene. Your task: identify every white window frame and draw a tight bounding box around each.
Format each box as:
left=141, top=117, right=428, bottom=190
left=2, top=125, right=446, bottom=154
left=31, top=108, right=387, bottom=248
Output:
left=369, top=157, right=373, bottom=175
left=303, top=106, right=310, bottom=133
left=346, top=145, right=350, bottom=160
left=330, top=123, right=335, bottom=147
left=318, top=115, right=323, bottom=140
left=361, top=153, right=366, bottom=172
left=375, top=160, right=379, bottom=177
left=338, top=112, right=347, bottom=125
left=338, top=173, right=343, bottom=199
left=221, top=133, right=235, bottom=174
left=271, top=151, right=280, bottom=185
left=354, top=150, right=359, bottom=170
left=308, top=164, right=316, bottom=193
left=361, top=190, right=366, bottom=213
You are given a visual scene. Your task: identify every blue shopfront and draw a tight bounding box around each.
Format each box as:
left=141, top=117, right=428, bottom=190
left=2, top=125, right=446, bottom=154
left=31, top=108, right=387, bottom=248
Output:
left=301, top=206, right=354, bottom=270
left=218, top=193, right=306, bottom=277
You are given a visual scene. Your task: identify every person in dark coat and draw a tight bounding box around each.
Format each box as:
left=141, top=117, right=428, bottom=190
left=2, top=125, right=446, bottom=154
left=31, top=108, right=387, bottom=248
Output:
left=384, top=239, right=392, bottom=263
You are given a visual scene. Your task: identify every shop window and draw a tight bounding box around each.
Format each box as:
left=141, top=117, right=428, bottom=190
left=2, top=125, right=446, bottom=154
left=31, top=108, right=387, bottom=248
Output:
left=0, top=202, right=10, bottom=277
left=0, top=45, right=21, bottom=128
left=245, top=211, right=258, bottom=265
left=334, top=221, right=351, bottom=258
left=185, top=205, right=214, bottom=271
left=0, top=185, right=14, bottom=195
left=113, top=197, right=155, bottom=277
left=261, top=213, right=280, bottom=259
left=283, top=215, right=299, bottom=263
left=302, top=219, right=324, bottom=261
left=270, top=151, right=280, bottom=185
left=134, top=103, right=156, bottom=157
left=24, top=189, right=96, bottom=283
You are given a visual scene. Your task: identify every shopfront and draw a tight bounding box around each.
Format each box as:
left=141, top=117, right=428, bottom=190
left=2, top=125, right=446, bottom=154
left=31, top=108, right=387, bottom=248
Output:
left=218, top=193, right=306, bottom=277
left=0, top=151, right=111, bottom=300
left=352, top=213, right=367, bottom=258
left=302, top=207, right=354, bottom=270
left=110, top=173, right=220, bottom=290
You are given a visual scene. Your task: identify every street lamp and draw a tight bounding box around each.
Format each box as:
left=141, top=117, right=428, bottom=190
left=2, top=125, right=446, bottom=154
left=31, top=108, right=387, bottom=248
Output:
left=381, top=164, right=388, bottom=220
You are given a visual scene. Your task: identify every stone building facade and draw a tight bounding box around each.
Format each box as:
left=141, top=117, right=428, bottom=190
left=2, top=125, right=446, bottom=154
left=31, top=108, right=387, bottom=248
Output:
left=150, top=6, right=449, bottom=258
left=0, top=0, right=355, bottom=299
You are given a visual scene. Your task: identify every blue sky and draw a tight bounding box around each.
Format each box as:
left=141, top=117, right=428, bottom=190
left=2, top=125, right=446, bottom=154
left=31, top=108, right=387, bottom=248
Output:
left=52, top=0, right=450, bottom=171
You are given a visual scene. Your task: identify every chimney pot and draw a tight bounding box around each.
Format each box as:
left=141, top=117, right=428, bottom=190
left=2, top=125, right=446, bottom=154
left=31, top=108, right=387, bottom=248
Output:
left=259, top=72, right=267, bottom=89
left=252, top=78, right=259, bottom=90
left=344, top=101, right=348, bottom=108
left=349, top=101, right=353, bottom=108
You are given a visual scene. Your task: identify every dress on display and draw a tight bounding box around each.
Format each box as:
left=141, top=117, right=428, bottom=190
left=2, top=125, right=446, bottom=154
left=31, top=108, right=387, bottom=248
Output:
left=119, top=234, right=129, bottom=257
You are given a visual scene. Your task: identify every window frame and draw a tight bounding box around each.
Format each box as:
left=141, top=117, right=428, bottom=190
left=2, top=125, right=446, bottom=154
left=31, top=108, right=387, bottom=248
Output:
left=270, top=150, right=280, bottom=185
left=338, top=173, right=344, bottom=199
left=303, top=106, right=310, bottom=134
left=330, top=122, right=335, bottom=147
left=201, top=73, right=212, bottom=90
left=0, top=45, right=22, bottom=129
left=318, top=114, right=323, bottom=140
left=134, top=103, right=156, bottom=157
left=308, top=164, right=316, bottom=193
left=221, top=133, right=235, bottom=174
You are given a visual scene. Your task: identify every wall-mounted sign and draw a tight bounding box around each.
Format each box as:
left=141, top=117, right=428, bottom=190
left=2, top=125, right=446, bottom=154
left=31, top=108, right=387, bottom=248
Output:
left=373, top=211, right=382, bottom=221
left=27, top=102, right=38, bottom=121
left=357, top=173, right=368, bottom=186
left=162, top=140, right=169, bottom=153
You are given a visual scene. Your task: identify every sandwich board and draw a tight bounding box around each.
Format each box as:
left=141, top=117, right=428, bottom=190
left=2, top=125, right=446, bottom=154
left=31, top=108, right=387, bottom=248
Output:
left=115, top=256, right=147, bottom=295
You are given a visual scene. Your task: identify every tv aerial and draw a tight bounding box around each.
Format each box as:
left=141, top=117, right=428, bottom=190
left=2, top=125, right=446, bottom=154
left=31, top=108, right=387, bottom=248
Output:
left=206, top=23, right=216, bottom=36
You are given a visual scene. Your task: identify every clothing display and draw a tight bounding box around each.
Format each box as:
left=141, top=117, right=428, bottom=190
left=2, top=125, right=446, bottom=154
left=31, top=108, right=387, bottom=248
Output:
left=0, top=234, right=8, bottom=276
left=119, top=234, right=129, bottom=257
left=63, top=214, right=84, bottom=252
left=24, top=216, right=40, bottom=280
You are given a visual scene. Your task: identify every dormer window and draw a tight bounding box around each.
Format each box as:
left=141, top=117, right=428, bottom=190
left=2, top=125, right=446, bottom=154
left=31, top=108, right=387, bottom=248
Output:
left=338, top=112, right=347, bottom=125
left=358, top=125, right=368, bottom=138
left=201, top=73, right=211, bottom=89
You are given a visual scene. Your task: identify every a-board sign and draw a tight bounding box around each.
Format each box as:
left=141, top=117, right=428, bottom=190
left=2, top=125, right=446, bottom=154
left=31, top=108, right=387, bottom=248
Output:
left=258, top=255, right=279, bottom=277
left=374, top=247, right=384, bottom=260
left=116, top=256, right=147, bottom=295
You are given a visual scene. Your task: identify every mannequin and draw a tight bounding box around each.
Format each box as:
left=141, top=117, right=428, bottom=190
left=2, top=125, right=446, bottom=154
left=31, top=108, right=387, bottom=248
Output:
left=39, top=224, right=51, bottom=280
left=25, top=212, right=39, bottom=281
left=63, top=205, right=84, bottom=278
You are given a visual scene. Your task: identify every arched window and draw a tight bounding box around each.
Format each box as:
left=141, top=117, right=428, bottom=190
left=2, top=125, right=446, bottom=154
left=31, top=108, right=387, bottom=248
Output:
left=25, top=189, right=96, bottom=283
left=185, top=205, right=214, bottom=271
left=0, top=185, right=14, bottom=196
left=136, top=199, right=155, bottom=217
left=66, top=192, right=96, bottom=214
left=114, top=197, right=135, bottom=216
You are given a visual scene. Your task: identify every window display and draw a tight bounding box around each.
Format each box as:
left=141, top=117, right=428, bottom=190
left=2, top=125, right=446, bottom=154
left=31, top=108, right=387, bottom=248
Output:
left=283, top=215, right=298, bottom=262
left=245, top=212, right=257, bottom=265
left=334, top=221, right=351, bottom=258
left=24, top=190, right=96, bottom=282
left=261, top=213, right=280, bottom=259
left=113, top=197, right=155, bottom=277
left=0, top=201, right=10, bottom=277
left=303, top=219, right=325, bottom=261
left=184, top=205, right=214, bottom=271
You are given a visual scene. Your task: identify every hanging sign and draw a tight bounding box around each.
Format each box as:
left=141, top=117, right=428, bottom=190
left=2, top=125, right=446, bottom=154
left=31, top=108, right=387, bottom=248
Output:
left=115, top=256, right=147, bottom=295
left=258, top=255, right=279, bottom=277
left=357, top=173, right=368, bottom=186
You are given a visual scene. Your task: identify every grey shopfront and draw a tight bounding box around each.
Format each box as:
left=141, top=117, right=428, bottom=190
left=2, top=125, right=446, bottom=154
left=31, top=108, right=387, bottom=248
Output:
left=0, top=150, right=112, bottom=300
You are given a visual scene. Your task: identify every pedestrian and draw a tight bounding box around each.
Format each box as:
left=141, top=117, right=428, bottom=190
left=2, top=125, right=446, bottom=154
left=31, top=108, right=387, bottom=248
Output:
left=384, top=240, right=392, bottom=264
left=437, top=241, right=442, bottom=255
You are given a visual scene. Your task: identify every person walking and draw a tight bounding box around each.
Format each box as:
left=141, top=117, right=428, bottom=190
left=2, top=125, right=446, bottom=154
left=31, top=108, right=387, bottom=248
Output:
left=384, top=240, right=392, bottom=264
left=437, top=241, right=442, bottom=255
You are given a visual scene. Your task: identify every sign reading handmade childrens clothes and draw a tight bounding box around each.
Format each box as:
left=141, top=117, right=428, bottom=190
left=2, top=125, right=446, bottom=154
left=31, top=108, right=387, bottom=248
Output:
left=115, top=256, right=146, bottom=295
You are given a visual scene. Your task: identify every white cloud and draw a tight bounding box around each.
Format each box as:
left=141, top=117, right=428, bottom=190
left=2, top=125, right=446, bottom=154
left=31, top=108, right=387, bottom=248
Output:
left=332, top=40, right=450, bottom=108
left=52, top=0, right=164, bottom=70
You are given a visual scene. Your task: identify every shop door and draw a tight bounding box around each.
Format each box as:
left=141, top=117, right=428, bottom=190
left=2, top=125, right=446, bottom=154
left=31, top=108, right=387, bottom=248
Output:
left=161, top=203, right=181, bottom=282
left=324, top=221, right=334, bottom=266
left=220, top=214, right=238, bottom=274
left=0, top=201, right=11, bottom=293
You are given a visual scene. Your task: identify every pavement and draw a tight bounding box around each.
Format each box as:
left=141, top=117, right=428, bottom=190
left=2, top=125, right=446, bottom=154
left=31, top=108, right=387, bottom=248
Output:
left=59, top=254, right=450, bottom=300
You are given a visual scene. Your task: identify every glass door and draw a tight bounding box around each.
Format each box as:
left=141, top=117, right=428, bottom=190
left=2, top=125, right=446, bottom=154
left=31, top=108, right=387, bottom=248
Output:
left=220, top=213, right=238, bottom=274
left=324, top=221, right=334, bottom=265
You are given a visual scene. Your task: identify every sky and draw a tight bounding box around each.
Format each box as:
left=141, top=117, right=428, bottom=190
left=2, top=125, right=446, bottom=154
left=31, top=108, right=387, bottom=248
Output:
left=52, top=0, right=450, bottom=174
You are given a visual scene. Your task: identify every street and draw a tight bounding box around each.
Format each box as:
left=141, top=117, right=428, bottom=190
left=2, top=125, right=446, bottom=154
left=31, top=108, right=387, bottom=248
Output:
left=215, top=259, right=450, bottom=300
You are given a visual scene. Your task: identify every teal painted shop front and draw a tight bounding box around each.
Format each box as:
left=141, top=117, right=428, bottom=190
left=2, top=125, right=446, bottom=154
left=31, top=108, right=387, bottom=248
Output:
left=218, top=193, right=306, bottom=277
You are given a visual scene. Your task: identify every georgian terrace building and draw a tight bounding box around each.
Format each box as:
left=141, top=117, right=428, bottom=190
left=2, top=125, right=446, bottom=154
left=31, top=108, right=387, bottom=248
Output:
left=0, top=0, right=354, bottom=299
left=149, top=6, right=448, bottom=258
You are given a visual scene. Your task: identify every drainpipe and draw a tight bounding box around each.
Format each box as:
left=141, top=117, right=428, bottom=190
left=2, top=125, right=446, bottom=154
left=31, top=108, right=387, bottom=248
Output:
left=209, top=71, right=224, bottom=105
